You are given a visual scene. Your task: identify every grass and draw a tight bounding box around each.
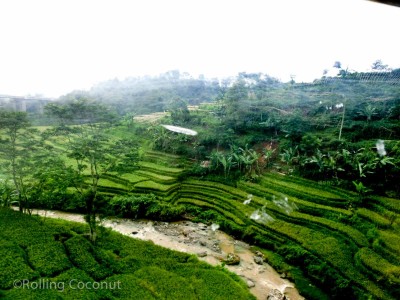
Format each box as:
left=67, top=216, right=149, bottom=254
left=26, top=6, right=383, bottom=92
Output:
left=135, top=170, right=176, bottom=184
left=355, top=247, right=400, bottom=297
left=263, top=172, right=355, bottom=200
left=238, top=181, right=353, bottom=217
left=176, top=198, right=247, bottom=225
left=120, top=173, right=148, bottom=184
left=369, top=195, right=400, bottom=214
left=96, top=178, right=130, bottom=191
left=172, top=174, right=396, bottom=299
left=133, top=180, right=180, bottom=194
left=377, top=230, right=400, bottom=256
left=356, top=208, right=391, bottom=228
left=138, top=161, right=183, bottom=176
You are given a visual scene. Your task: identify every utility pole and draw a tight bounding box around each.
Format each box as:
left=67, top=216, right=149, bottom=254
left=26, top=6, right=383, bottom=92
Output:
left=338, top=102, right=345, bottom=140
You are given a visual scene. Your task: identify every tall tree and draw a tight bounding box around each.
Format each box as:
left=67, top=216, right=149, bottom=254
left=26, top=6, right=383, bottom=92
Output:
left=223, top=80, right=249, bottom=130
left=168, top=97, right=191, bottom=125
left=0, top=111, right=39, bottom=213
left=45, top=99, right=140, bottom=242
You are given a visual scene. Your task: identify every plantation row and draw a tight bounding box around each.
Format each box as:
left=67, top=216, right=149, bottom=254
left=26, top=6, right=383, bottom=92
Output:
left=96, top=151, right=400, bottom=300
left=0, top=208, right=254, bottom=299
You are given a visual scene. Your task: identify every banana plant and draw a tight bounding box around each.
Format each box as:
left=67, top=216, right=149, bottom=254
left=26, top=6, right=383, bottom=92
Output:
left=263, top=148, right=276, bottom=168
left=218, top=155, right=228, bottom=178
left=358, top=104, right=377, bottom=123
left=352, top=180, right=372, bottom=205
left=280, top=146, right=299, bottom=165
left=308, top=149, right=326, bottom=173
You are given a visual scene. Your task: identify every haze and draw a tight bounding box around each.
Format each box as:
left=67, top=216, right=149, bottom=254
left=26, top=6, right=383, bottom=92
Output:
left=0, top=0, right=399, bottom=97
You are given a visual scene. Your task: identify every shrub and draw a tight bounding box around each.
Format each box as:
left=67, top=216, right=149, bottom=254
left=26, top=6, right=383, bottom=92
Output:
left=145, top=201, right=186, bottom=221
left=64, top=235, right=112, bottom=280
left=50, top=267, right=107, bottom=299
left=104, top=274, right=159, bottom=299
left=27, top=242, right=72, bottom=276
left=110, top=194, right=186, bottom=221
left=110, top=194, right=158, bottom=218
left=133, top=267, right=197, bottom=299
left=0, top=240, right=38, bottom=289
left=172, top=267, right=255, bottom=300
left=176, top=198, right=246, bottom=225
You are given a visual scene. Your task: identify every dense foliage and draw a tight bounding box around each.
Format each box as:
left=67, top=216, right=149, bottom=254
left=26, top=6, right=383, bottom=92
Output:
left=0, top=208, right=253, bottom=299
left=62, top=70, right=224, bottom=115
left=1, top=67, right=400, bottom=299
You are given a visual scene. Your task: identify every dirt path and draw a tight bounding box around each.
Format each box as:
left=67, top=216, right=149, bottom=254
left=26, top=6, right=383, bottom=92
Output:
left=28, top=209, right=304, bottom=300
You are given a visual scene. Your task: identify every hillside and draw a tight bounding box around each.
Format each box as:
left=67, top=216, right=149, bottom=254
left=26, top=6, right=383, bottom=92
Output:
left=80, top=149, right=400, bottom=299
left=0, top=208, right=254, bottom=300
left=1, top=70, right=400, bottom=299
left=13, top=133, right=397, bottom=299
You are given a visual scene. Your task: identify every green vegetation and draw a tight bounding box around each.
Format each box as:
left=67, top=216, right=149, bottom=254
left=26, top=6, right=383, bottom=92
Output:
left=1, top=67, right=400, bottom=299
left=0, top=208, right=254, bottom=299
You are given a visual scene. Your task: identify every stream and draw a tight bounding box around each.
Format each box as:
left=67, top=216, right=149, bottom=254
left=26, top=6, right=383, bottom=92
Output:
left=25, top=209, right=304, bottom=300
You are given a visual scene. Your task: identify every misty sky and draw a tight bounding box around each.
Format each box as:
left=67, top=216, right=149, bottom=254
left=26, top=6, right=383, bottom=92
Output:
left=0, top=0, right=399, bottom=97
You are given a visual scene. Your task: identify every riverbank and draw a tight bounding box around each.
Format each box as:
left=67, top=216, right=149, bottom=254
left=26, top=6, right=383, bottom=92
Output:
left=24, top=209, right=304, bottom=300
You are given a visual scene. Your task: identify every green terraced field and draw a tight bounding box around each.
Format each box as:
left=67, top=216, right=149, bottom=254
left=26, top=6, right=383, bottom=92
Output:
left=2, top=136, right=399, bottom=299
left=90, top=150, right=399, bottom=300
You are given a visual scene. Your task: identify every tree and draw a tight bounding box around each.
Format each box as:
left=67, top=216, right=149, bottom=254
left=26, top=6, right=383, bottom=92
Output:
left=371, top=59, right=389, bottom=71
left=333, top=61, right=342, bottom=69
left=0, top=111, right=39, bottom=213
left=120, top=112, right=136, bottom=129
left=46, top=99, right=140, bottom=242
left=28, top=152, right=76, bottom=211
left=168, top=98, right=191, bottom=125
left=0, top=110, right=74, bottom=214
left=223, top=80, right=249, bottom=130
left=0, top=180, right=14, bottom=207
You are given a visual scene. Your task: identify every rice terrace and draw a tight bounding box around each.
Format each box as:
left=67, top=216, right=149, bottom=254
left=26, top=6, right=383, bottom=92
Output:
left=1, top=66, right=399, bottom=300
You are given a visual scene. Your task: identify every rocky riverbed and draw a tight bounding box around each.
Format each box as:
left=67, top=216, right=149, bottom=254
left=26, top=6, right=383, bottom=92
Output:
left=25, top=209, right=304, bottom=300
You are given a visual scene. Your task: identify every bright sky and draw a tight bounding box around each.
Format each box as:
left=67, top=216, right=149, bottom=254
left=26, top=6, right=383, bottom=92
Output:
left=0, top=0, right=399, bottom=97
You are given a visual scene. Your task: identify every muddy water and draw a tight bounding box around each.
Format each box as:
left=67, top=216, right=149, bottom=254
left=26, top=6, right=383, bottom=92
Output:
left=25, top=209, right=304, bottom=300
